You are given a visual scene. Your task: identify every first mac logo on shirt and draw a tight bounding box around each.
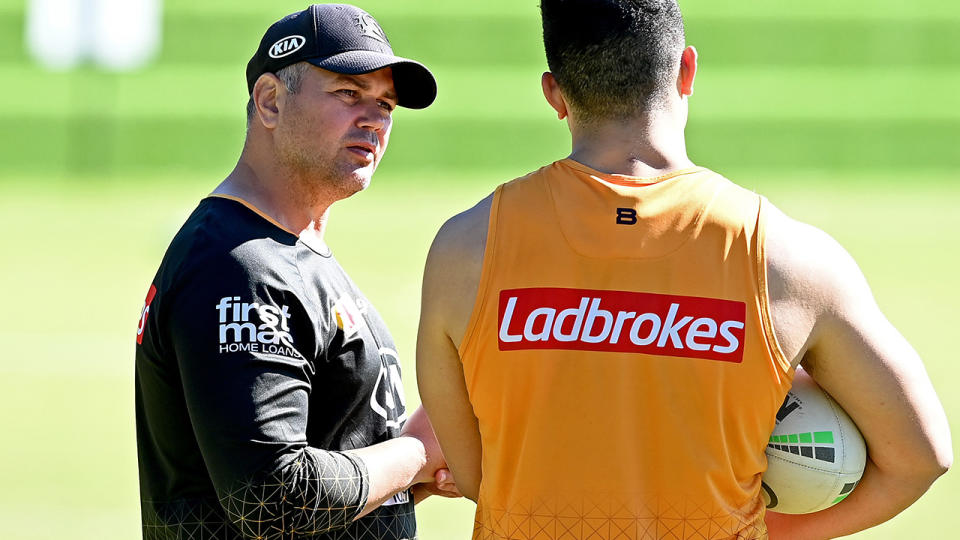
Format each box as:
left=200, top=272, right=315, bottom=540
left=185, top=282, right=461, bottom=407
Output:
left=216, top=296, right=300, bottom=358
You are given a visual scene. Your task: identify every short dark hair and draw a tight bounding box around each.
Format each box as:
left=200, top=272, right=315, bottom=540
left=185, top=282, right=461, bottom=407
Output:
left=541, top=0, right=685, bottom=123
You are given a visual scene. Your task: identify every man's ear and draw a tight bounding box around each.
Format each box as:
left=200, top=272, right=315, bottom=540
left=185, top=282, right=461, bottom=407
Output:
left=252, top=73, right=283, bottom=129
left=541, top=72, right=569, bottom=120
left=678, top=46, right=698, bottom=97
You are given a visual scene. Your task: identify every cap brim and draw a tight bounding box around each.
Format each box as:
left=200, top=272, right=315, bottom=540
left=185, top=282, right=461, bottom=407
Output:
left=308, top=50, right=437, bottom=109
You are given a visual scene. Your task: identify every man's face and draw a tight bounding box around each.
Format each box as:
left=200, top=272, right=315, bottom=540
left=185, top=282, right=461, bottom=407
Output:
left=275, top=65, right=397, bottom=198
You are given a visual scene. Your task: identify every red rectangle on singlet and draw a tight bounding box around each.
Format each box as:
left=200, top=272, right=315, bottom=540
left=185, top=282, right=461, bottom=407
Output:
left=498, top=288, right=747, bottom=363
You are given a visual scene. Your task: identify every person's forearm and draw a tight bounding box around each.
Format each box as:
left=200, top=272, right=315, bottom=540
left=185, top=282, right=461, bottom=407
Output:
left=217, top=447, right=370, bottom=540
left=347, top=435, right=428, bottom=518
left=766, top=458, right=947, bottom=539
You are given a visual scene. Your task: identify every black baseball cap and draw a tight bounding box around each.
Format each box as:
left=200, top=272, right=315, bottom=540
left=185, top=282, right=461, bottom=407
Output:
left=246, top=4, right=437, bottom=109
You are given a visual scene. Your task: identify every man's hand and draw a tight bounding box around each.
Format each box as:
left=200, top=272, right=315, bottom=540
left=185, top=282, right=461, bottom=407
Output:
left=402, top=408, right=462, bottom=503
left=346, top=406, right=456, bottom=518
left=412, top=468, right=462, bottom=504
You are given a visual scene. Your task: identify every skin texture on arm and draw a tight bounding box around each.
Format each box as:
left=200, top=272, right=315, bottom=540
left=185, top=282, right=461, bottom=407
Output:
left=347, top=406, right=455, bottom=518
left=416, top=195, right=493, bottom=502
left=762, top=203, right=952, bottom=539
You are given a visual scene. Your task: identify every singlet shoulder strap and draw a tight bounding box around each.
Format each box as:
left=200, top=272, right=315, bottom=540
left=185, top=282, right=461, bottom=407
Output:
left=754, top=195, right=793, bottom=376
left=458, top=184, right=504, bottom=360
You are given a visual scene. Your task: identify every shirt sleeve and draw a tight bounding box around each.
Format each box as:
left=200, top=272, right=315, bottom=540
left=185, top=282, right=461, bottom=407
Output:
left=164, top=248, right=369, bottom=539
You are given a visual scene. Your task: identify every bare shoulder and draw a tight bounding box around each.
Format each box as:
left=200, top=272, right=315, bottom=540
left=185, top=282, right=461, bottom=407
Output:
left=421, top=193, right=495, bottom=345
left=763, top=200, right=877, bottom=367
left=429, top=193, right=494, bottom=260
left=765, top=201, right=874, bottom=306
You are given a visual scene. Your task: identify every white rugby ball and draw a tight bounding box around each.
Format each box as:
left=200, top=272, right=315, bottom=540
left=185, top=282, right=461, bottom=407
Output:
left=761, top=368, right=867, bottom=514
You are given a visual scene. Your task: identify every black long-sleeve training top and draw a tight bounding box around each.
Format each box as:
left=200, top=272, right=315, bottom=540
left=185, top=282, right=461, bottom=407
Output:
left=135, top=196, right=415, bottom=539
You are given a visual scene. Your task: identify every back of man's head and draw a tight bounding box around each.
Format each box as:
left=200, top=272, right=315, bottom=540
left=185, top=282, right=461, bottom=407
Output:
left=541, top=0, right=685, bottom=124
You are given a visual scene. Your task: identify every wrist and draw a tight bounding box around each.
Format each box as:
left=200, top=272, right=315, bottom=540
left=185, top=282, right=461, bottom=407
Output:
left=396, top=435, right=431, bottom=484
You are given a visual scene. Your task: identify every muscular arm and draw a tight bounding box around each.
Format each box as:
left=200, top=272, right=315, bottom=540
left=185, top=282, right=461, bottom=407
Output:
left=416, top=195, right=492, bottom=502
left=763, top=205, right=952, bottom=539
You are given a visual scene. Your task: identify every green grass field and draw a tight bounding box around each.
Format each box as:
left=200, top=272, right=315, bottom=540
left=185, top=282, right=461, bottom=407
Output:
left=1, top=0, right=958, bottom=538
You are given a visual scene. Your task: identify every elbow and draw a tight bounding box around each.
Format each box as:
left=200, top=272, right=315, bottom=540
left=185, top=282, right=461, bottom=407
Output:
left=217, top=449, right=368, bottom=539
left=222, top=470, right=363, bottom=539
left=917, top=455, right=951, bottom=494
left=454, top=470, right=482, bottom=503
left=873, top=437, right=953, bottom=495
left=458, top=481, right=480, bottom=503
left=906, top=440, right=953, bottom=488
left=927, top=431, right=953, bottom=480
left=915, top=454, right=952, bottom=489
left=225, top=490, right=355, bottom=540
left=936, top=458, right=952, bottom=480
left=931, top=442, right=953, bottom=479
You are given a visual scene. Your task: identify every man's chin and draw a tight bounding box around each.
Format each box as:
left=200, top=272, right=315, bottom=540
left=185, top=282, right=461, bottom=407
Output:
left=338, top=168, right=374, bottom=196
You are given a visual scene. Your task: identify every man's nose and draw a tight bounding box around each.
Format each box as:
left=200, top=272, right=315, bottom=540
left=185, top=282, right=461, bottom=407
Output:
left=357, top=102, right=389, bottom=131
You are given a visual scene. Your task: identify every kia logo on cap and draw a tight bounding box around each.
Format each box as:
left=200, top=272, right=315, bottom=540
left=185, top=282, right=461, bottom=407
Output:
left=268, top=35, right=306, bottom=58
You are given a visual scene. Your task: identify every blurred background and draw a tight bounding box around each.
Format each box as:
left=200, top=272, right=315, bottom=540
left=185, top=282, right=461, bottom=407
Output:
left=0, top=0, right=957, bottom=538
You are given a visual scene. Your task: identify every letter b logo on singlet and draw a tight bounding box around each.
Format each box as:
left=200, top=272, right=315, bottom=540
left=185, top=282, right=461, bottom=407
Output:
left=616, top=208, right=638, bottom=225
left=497, top=287, right=747, bottom=363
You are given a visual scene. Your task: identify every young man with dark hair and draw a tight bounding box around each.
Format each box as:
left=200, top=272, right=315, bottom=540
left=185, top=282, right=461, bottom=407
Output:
left=135, top=5, right=457, bottom=539
left=417, top=1, right=951, bottom=538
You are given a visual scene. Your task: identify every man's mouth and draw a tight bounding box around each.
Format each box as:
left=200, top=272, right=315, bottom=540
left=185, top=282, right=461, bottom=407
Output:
left=347, top=141, right=378, bottom=158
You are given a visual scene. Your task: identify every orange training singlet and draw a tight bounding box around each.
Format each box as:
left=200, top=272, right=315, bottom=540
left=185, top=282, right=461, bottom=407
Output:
left=458, top=159, right=794, bottom=540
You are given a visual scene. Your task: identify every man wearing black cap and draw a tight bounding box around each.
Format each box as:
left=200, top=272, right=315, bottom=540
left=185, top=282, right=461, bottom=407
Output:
left=135, top=5, right=452, bottom=539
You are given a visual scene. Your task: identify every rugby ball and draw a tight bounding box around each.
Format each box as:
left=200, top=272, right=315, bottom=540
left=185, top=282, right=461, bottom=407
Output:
left=761, top=368, right=867, bottom=514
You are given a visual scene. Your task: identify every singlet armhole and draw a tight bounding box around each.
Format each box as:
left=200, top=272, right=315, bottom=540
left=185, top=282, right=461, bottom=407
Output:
left=755, top=196, right=794, bottom=378
left=457, top=187, right=503, bottom=360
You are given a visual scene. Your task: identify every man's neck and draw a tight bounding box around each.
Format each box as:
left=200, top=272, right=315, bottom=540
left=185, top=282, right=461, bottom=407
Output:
left=568, top=111, right=694, bottom=178
left=213, top=155, right=332, bottom=244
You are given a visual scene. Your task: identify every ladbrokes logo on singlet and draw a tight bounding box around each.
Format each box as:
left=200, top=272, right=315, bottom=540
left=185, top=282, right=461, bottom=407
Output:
left=498, top=288, right=746, bottom=362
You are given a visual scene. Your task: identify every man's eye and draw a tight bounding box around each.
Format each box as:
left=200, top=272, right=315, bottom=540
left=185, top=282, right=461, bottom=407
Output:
left=378, top=100, right=395, bottom=112
left=337, top=89, right=358, bottom=98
